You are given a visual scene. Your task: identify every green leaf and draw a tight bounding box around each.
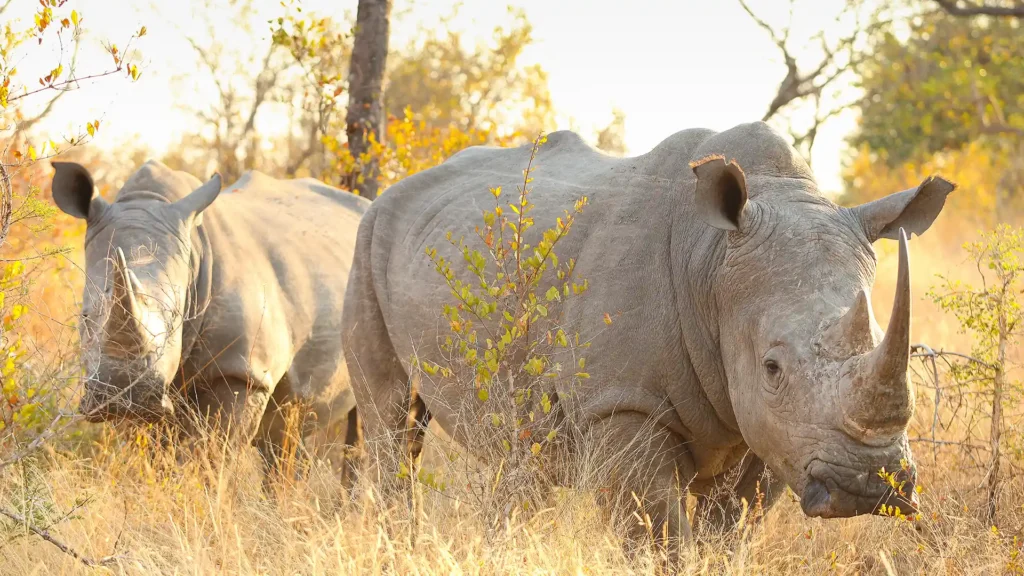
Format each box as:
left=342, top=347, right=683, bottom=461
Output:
left=545, top=286, right=560, bottom=302
left=525, top=357, right=545, bottom=376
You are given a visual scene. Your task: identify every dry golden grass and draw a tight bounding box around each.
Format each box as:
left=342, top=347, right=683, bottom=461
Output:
left=2, top=173, right=1021, bottom=575
left=1, top=416, right=1021, bottom=576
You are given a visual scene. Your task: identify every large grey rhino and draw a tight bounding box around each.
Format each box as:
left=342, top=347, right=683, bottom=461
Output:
left=342, top=122, right=953, bottom=541
left=51, top=160, right=368, bottom=474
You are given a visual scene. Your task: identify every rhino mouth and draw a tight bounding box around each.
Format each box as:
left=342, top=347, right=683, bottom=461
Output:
left=800, top=458, right=918, bottom=519
left=79, top=381, right=175, bottom=424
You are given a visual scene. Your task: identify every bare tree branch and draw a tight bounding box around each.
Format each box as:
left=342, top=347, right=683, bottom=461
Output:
left=740, top=0, right=890, bottom=122
left=911, top=344, right=997, bottom=370
left=184, top=36, right=230, bottom=102
left=240, top=44, right=283, bottom=137
left=0, top=506, right=124, bottom=567
left=934, top=0, right=1024, bottom=17
left=738, top=0, right=791, bottom=51
left=0, top=156, right=11, bottom=248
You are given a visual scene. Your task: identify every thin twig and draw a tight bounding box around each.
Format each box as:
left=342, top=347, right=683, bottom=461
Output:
left=0, top=506, right=123, bottom=567
left=0, top=412, right=69, bottom=472
left=911, top=344, right=996, bottom=369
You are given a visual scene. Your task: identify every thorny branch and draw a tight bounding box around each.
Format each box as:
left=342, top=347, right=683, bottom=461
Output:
left=911, top=344, right=996, bottom=370
left=909, top=343, right=1019, bottom=480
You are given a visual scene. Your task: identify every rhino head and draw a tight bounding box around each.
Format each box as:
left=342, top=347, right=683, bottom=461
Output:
left=691, top=150, right=953, bottom=519
left=51, top=161, right=222, bottom=423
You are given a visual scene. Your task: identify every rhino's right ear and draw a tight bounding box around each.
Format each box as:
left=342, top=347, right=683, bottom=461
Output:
left=173, top=173, right=222, bottom=226
left=851, top=176, right=956, bottom=242
left=690, top=154, right=749, bottom=231
left=51, top=162, right=106, bottom=220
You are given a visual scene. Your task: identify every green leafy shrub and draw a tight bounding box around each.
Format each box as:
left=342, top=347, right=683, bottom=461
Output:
left=410, top=134, right=592, bottom=525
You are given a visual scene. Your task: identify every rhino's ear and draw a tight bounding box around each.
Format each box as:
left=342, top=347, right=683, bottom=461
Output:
left=173, top=173, right=222, bottom=226
left=690, top=154, right=748, bottom=231
left=51, top=161, right=106, bottom=220
left=851, top=176, right=956, bottom=242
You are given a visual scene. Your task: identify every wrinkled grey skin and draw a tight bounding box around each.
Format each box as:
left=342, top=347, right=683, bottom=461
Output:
left=51, top=160, right=369, bottom=474
left=342, top=122, right=954, bottom=542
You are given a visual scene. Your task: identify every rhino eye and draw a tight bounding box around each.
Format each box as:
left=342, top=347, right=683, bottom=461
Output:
left=763, top=359, right=781, bottom=377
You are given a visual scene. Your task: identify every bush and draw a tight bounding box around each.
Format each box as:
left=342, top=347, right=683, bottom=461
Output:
left=924, top=224, right=1024, bottom=526
left=399, top=134, right=592, bottom=533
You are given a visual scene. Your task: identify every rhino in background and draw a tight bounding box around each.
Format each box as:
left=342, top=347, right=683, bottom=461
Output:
left=51, top=160, right=369, bottom=476
left=342, top=122, right=954, bottom=543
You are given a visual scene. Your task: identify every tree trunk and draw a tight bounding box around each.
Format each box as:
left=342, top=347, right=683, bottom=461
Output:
left=344, top=0, right=392, bottom=199
left=987, top=298, right=1006, bottom=526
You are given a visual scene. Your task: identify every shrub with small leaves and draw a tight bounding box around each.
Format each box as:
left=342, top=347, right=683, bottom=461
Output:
left=410, top=134, right=591, bottom=525
left=927, top=224, right=1024, bottom=525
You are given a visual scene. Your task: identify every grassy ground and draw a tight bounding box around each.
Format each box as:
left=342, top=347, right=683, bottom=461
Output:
left=2, top=205, right=1021, bottom=575
left=1, top=418, right=1021, bottom=576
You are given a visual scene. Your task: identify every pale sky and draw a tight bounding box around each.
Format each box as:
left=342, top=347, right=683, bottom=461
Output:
left=17, top=0, right=862, bottom=194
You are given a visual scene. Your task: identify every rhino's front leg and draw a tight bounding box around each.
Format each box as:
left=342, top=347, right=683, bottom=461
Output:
left=591, top=412, right=696, bottom=561
left=188, top=377, right=272, bottom=447
left=692, top=452, right=783, bottom=536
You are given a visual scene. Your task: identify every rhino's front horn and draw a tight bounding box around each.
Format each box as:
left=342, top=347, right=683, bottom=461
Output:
left=106, top=247, right=145, bottom=346
left=841, top=228, right=914, bottom=442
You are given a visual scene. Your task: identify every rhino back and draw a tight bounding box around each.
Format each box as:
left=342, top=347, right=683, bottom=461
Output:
left=187, top=171, right=368, bottom=400
left=361, top=129, right=747, bottom=454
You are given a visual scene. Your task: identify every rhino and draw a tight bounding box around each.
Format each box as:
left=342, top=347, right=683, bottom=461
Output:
left=342, top=122, right=954, bottom=542
left=51, top=160, right=369, bottom=475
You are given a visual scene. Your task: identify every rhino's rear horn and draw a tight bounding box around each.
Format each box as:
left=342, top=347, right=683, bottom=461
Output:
left=841, top=228, right=914, bottom=441
left=821, top=289, right=878, bottom=355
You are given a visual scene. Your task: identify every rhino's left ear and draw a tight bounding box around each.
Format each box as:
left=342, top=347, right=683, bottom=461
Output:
left=51, top=161, right=107, bottom=220
left=691, top=154, right=749, bottom=231
left=173, top=173, right=222, bottom=226
left=851, top=175, right=956, bottom=242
